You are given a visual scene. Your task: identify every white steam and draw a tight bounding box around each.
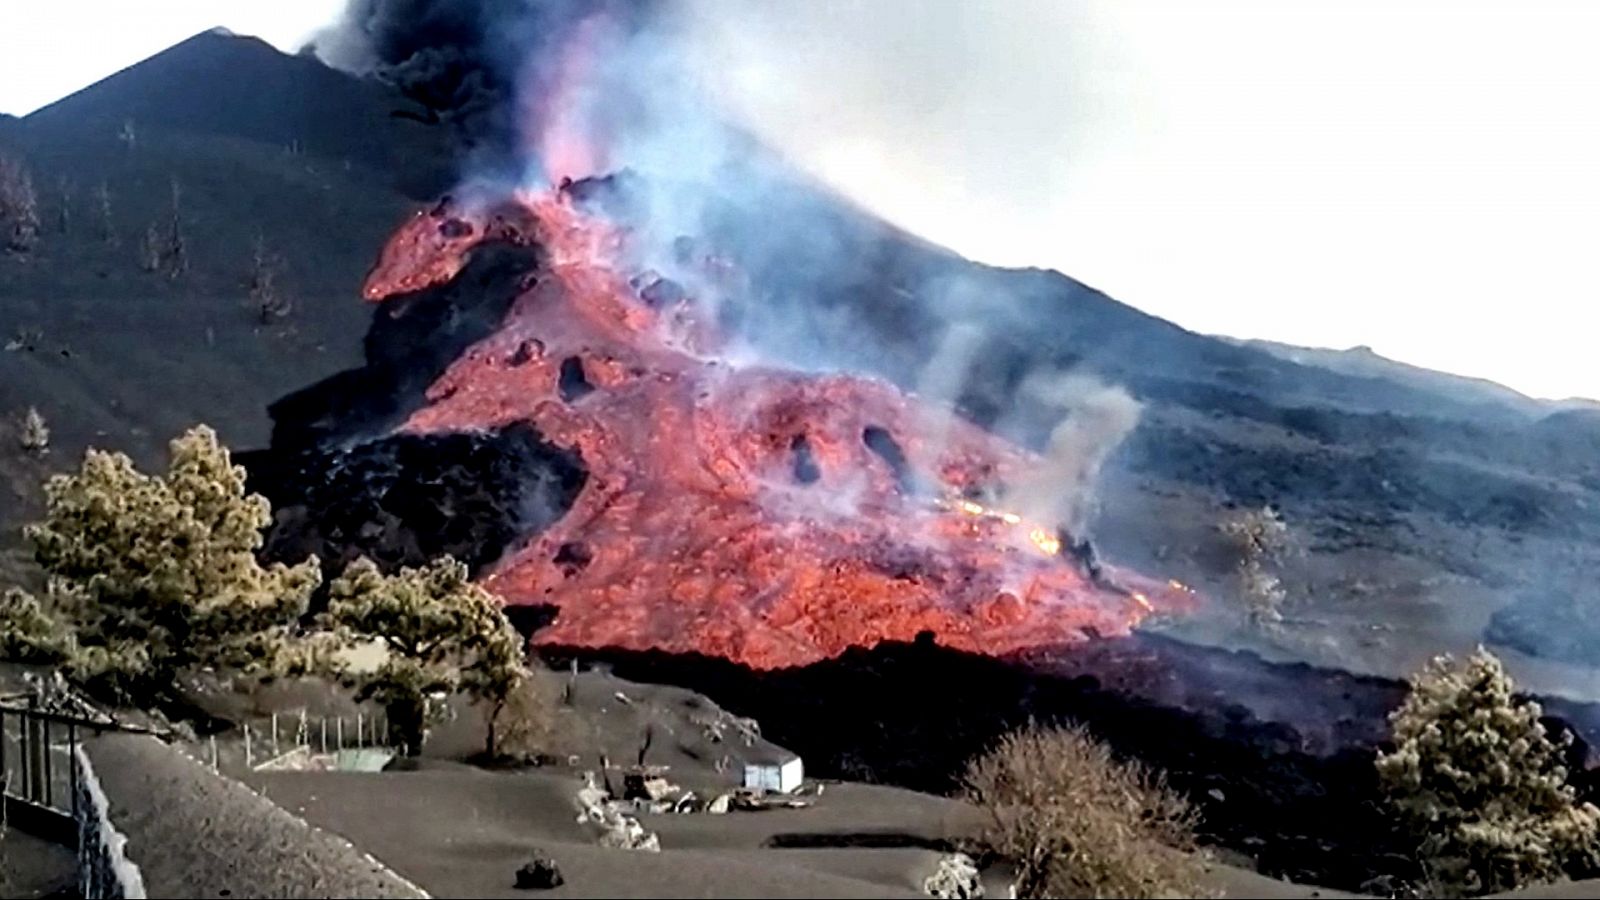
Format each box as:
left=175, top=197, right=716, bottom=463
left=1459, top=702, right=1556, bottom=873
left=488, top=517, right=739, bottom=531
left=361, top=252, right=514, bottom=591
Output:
left=1002, top=376, right=1141, bottom=537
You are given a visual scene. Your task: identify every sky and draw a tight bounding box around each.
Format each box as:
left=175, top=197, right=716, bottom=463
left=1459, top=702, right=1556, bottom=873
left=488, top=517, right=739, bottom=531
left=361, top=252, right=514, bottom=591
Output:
left=4, top=1, right=1598, bottom=401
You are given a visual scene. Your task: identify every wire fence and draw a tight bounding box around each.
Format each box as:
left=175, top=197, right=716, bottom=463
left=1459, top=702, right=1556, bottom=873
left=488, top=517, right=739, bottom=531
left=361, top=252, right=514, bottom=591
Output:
left=227, top=708, right=396, bottom=772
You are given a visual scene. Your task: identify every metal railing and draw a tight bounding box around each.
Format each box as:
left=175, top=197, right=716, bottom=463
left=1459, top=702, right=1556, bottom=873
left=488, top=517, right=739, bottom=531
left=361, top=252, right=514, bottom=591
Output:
left=0, top=699, right=102, bottom=843
left=1, top=696, right=169, bottom=845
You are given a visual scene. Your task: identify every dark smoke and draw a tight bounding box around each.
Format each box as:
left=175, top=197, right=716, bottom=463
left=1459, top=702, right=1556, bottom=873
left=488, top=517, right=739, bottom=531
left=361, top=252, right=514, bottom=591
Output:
left=311, top=0, right=659, bottom=159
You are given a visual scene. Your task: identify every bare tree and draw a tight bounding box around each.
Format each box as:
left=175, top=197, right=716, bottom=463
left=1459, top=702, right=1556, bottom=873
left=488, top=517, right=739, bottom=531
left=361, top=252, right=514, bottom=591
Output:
left=54, top=176, right=71, bottom=235
left=1220, top=505, right=1290, bottom=626
left=93, top=180, right=116, bottom=245
left=139, top=178, right=187, bottom=278
left=18, top=406, right=48, bottom=457
left=248, top=233, right=291, bottom=323
left=164, top=178, right=187, bottom=278
left=0, top=153, right=40, bottom=253
left=138, top=223, right=161, bottom=272
left=964, top=723, right=1210, bottom=899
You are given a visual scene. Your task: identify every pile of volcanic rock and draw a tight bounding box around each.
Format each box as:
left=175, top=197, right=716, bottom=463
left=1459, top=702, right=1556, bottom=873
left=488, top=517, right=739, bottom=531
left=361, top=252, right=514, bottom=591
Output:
left=575, top=771, right=662, bottom=851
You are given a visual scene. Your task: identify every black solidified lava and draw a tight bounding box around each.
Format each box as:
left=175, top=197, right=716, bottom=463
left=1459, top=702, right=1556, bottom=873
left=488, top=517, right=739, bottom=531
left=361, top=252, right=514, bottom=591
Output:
left=267, top=241, right=541, bottom=452
left=245, top=422, right=585, bottom=578
left=553, top=541, right=593, bottom=576
left=245, top=234, right=591, bottom=587
left=558, top=356, right=595, bottom=402
left=790, top=434, right=821, bottom=484
left=861, top=425, right=912, bottom=494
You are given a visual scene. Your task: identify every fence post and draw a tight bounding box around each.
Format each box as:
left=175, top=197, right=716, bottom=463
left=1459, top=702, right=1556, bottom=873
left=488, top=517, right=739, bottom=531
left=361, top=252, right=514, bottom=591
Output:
left=69, top=721, right=78, bottom=820
left=209, top=735, right=218, bottom=771
left=272, top=712, right=279, bottom=756
left=356, top=713, right=364, bottom=747
left=321, top=719, right=328, bottom=754
left=244, top=723, right=253, bottom=769
left=336, top=717, right=344, bottom=751
left=25, top=697, right=44, bottom=803
left=41, top=719, right=52, bottom=808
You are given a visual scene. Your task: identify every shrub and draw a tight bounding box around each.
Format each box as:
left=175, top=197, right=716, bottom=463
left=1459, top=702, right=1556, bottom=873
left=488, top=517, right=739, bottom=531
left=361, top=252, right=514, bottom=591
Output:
left=1377, top=647, right=1600, bottom=896
left=323, top=557, right=531, bottom=757
left=15, top=425, right=321, bottom=703
left=963, top=723, right=1210, bottom=899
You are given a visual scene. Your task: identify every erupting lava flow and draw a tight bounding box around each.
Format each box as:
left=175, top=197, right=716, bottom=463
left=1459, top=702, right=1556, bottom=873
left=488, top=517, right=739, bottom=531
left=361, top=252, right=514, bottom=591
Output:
left=361, top=184, right=1194, bottom=668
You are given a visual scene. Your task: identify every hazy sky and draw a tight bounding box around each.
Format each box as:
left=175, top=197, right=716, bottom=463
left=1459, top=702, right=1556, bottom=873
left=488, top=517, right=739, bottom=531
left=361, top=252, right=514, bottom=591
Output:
left=5, top=2, right=1598, bottom=400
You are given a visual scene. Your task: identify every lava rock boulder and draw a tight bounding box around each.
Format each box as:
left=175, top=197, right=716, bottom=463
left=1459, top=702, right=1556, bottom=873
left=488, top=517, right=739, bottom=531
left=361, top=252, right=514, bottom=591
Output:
left=514, top=851, right=564, bottom=890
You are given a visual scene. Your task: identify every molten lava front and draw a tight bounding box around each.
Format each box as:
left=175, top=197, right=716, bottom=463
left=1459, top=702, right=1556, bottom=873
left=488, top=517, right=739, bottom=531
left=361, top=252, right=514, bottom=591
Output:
left=362, top=187, right=1192, bottom=668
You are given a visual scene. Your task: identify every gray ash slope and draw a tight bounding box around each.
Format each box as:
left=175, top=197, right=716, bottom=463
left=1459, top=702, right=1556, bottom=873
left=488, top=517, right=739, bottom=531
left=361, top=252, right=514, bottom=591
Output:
left=3, top=31, right=1598, bottom=678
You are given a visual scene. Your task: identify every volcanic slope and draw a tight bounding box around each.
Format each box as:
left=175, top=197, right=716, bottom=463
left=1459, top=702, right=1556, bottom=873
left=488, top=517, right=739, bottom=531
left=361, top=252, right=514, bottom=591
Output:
left=6, top=32, right=1600, bottom=683
left=0, top=30, right=453, bottom=579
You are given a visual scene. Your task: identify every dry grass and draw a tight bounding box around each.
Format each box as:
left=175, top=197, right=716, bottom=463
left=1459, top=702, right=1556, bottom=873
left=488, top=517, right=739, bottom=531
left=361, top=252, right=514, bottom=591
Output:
left=963, top=722, right=1212, bottom=899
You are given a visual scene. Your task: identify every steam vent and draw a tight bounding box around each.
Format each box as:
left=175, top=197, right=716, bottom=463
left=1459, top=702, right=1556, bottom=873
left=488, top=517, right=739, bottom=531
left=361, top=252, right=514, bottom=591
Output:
left=357, top=182, right=1194, bottom=669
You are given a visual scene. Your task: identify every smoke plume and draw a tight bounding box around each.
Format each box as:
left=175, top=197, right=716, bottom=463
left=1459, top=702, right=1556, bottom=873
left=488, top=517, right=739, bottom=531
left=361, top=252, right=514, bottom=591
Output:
left=314, top=0, right=1144, bottom=541
left=1002, top=377, right=1142, bottom=538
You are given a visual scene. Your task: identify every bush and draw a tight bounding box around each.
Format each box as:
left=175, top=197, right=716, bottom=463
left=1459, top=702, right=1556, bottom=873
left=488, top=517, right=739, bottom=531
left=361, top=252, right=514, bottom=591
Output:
left=1377, top=647, right=1600, bottom=896
left=963, top=723, right=1210, bottom=899
left=13, top=425, right=321, bottom=703
left=323, top=557, right=531, bottom=757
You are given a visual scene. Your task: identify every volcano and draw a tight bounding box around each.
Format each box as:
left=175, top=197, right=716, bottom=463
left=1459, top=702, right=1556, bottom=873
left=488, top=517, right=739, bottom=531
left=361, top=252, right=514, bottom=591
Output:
left=336, top=180, right=1194, bottom=669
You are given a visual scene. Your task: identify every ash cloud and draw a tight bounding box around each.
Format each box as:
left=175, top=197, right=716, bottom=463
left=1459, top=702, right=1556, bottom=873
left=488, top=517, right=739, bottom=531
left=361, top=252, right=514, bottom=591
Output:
left=310, top=0, right=662, bottom=161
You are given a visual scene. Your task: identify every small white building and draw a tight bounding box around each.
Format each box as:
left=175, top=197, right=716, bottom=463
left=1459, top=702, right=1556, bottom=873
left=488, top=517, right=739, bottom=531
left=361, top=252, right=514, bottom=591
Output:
left=743, top=750, right=804, bottom=794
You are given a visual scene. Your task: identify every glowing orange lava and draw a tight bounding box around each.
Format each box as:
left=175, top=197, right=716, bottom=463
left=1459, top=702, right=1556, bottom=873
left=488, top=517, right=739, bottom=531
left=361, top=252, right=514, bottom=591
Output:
left=362, top=187, right=1194, bottom=668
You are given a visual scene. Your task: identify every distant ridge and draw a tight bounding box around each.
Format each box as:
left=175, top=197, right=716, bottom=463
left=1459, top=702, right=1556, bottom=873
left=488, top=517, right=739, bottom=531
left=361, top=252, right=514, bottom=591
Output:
left=1226, top=337, right=1600, bottom=419
left=24, top=29, right=449, bottom=194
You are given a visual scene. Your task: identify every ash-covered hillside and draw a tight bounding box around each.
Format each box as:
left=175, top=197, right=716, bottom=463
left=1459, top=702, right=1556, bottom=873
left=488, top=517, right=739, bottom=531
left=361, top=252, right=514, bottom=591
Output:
left=3, top=31, right=1598, bottom=686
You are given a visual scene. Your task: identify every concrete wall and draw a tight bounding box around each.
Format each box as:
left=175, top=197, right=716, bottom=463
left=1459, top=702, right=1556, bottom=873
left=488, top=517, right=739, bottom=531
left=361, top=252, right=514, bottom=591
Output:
left=75, top=733, right=427, bottom=899
left=74, top=744, right=147, bottom=900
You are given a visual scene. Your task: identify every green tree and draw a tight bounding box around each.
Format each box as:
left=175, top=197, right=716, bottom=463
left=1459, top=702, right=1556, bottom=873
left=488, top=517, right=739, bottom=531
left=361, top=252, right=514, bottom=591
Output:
left=323, top=557, right=529, bottom=758
left=0, top=587, right=68, bottom=663
left=14, top=425, right=320, bottom=702
left=1377, top=647, right=1600, bottom=896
